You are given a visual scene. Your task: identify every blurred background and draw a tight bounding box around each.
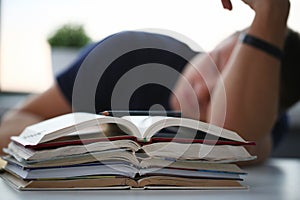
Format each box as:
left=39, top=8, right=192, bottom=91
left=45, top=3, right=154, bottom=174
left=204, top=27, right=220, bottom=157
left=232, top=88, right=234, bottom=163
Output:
left=0, top=0, right=299, bottom=157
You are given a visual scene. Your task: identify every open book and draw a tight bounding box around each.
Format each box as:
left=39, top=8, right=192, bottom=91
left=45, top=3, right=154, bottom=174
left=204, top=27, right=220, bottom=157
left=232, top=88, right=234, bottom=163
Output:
left=11, top=112, right=253, bottom=147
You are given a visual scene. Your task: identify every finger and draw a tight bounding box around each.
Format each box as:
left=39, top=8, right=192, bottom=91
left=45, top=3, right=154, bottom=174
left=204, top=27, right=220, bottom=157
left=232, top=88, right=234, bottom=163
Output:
left=221, top=0, right=233, bottom=10
left=193, top=82, right=215, bottom=122
left=193, top=79, right=216, bottom=103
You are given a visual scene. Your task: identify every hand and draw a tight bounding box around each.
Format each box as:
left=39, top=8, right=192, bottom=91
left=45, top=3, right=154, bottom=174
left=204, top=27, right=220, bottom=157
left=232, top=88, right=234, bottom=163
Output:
left=222, top=0, right=290, bottom=38
left=221, top=0, right=258, bottom=10
left=170, top=53, right=218, bottom=121
left=222, top=0, right=290, bottom=15
left=170, top=33, right=239, bottom=121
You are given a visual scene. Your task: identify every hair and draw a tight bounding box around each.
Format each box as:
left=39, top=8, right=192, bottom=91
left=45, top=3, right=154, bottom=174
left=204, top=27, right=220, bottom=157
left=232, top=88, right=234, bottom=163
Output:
left=279, top=28, right=300, bottom=113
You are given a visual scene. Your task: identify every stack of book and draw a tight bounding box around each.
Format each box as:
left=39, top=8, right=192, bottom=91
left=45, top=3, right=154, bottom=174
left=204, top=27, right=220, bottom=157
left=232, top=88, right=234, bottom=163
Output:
left=0, top=112, right=256, bottom=190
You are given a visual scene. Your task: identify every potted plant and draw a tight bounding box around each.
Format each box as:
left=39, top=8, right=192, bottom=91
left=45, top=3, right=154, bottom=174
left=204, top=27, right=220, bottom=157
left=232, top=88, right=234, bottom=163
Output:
left=47, top=23, right=92, bottom=74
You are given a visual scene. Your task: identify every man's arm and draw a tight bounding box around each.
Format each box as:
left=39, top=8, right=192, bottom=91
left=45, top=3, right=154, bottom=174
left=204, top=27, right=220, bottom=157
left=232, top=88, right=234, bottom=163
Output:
left=209, top=0, right=290, bottom=163
left=0, top=84, right=72, bottom=155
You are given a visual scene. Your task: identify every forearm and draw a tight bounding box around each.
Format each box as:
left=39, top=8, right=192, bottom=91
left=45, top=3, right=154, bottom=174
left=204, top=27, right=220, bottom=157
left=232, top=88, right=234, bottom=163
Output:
left=0, top=84, right=72, bottom=155
left=0, top=110, right=43, bottom=154
left=209, top=3, right=289, bottom=142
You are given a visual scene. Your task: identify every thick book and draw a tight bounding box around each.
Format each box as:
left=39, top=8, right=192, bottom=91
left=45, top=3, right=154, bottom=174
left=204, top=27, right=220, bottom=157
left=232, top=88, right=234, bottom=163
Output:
left=0, top=172, right=247, bottom=190
left=5, top=139, right=255, bottom=163
left=4, top=162, right=244, bottom=180
left=2, top=155, right=246, bottom=173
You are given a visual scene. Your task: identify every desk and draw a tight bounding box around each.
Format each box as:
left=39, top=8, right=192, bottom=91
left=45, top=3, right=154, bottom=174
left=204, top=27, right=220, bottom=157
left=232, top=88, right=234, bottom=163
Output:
left=0, top=158, right=299, bottom=200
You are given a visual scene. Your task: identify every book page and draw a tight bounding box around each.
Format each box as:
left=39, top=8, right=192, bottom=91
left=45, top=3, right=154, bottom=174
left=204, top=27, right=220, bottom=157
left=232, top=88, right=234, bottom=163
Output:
left=121, top=116, right=167, bottom=140
left=140, top=158, right=245, bottom=173
left=0, top=158, right=7, bottom=170
left=7, top=140, right=140, bottom=161
left=142, top=142, right=256, bottom=162
left=11, top=113, right=104, bottom=146
left=121, top=116, right=248, bottom=143
left=11, top=112, right=141, bottom=146
left=141, top=117, right=246, bottom=143
left=138, top=176, right=244, bottom=188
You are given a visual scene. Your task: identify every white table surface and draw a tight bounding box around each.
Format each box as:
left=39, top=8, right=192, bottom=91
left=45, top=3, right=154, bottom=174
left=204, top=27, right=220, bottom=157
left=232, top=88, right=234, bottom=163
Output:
left=1, top=158, right=299, bottom=200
